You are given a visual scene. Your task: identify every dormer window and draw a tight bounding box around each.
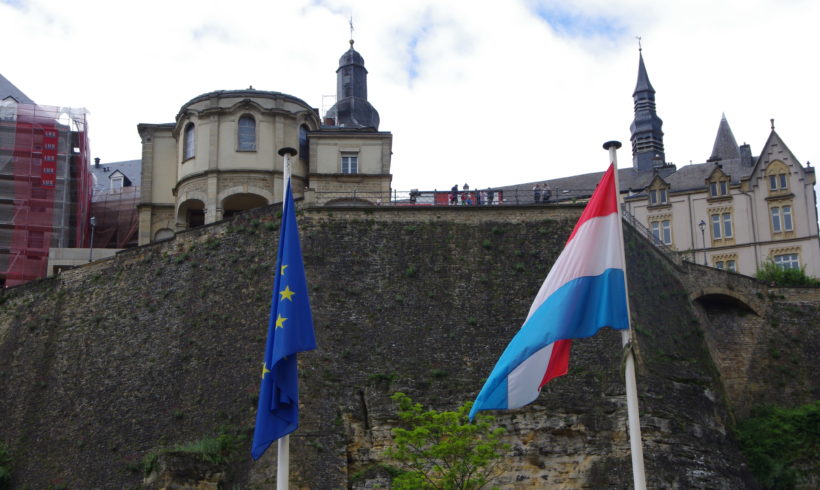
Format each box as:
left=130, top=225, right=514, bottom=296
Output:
left=649, top=188, right=667, bottom=205
left=111, top=175, right=124, bottom=192
left=710, top=180, right=729, bottom=197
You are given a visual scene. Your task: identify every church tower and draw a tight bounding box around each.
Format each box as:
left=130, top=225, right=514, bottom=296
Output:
left=327, top=39, right=380, bottom=129
left=629, top=49, right=665, bottom=171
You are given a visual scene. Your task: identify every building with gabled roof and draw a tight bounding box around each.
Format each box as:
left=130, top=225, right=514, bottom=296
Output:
left=497, top=51, right=819, bottom=278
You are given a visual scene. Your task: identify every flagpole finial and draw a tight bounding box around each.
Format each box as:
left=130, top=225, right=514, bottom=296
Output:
left=603, top=140, right=622, bottom=150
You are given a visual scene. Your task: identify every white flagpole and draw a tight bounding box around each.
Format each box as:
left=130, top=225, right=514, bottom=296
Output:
left=604, top=141, right=647, bottom=490
left=276, top=147, right=297, bottom=490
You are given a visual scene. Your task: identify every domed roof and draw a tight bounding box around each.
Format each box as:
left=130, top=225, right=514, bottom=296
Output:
left=328, top=97, right=380, bottom=130
left=338, top=40, right=365, bottom=68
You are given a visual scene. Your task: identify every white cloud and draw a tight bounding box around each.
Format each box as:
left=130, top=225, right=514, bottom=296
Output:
left=1, top=0, right=817, bottom=198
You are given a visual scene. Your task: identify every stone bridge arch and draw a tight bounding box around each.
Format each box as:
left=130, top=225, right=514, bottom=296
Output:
left=690, top=287, right=763, bottom=316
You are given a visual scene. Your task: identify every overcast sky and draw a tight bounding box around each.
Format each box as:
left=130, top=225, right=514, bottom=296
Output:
left=2, top=0, right=818, bottom=194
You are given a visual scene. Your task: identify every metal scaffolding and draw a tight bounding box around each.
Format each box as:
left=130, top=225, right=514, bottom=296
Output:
left=0, top=101, right=91, bottom=287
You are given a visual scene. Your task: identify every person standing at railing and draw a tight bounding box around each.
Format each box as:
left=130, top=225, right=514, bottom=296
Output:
left=486, top=189, right=494, bottom=205
left=450, top=184, right=458, bottom=205
left=533, top=183, right=541, bottom=204
left=543, top=183, right=552, bottom=203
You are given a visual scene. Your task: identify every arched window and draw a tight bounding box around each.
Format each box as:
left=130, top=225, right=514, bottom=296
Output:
left=238, top=115, right=256, bottom=151
left=299, top=124, right=309, bottom=161
left=183, top=123, right=195, bottom=160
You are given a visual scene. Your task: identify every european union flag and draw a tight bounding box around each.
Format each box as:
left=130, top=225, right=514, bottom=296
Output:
left=252, top=179, right=317, bottom=460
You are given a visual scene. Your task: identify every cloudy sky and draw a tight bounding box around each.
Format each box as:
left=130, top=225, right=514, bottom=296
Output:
left=2, top=0, right=818, bottom=193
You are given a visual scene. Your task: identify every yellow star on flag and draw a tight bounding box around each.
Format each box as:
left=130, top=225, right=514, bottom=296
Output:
left=275, top=314, right=287, bottom=328
left=279, top=285, right=295, bottom=301
left=261, top=362, right=270, bottom=378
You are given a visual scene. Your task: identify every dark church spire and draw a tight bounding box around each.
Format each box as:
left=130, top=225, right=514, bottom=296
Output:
left=327, top=36, right=380, bottom=130
left=629, top=48, right=665, bottom=171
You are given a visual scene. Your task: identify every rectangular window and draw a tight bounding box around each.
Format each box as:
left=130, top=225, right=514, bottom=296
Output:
left=719, top=181, right=728, bottom=195
left=773, top=254, right=799, bottom=270
left=722, top=213, right=732, bottom=238
left=651, top=221, right=661, bottom=243
left=710, top=182, right=718, bottom=197
left=782, top=205, right=793, bottom=231
left=341, top=154, right=358, bottom=174
left=711, top=214, right=722, bottom=239
left=771, top=207, right=781, bottom=233
left=726, top=260, right=736, bottom=272
left=779, top=173, right=787, bottom=189
left=649, top=190, right=657, bottom=205
left=661, top=220, right=672, bottom=245
left=660, top=189, right=668, bottom=204
left=769, top=175, right=777, bottom=190
left=715, top=261, right=724, bottom=270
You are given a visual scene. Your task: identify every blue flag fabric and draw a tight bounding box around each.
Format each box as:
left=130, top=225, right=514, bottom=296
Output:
left=251, top=179, right=317, bottom=460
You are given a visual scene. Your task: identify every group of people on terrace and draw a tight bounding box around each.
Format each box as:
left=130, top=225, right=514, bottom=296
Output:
left=532, top=183, right=552, bottom=203
left=449, top=184, right=502, bottom=206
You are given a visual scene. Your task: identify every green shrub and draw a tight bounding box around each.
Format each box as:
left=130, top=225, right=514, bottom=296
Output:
left=386, top=392, right=508, bottom=489
left=755, top=261, right=820, bottom=287
left=736, top=402, right=819, bottom=489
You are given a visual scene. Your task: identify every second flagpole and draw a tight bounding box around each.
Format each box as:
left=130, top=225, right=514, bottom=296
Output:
left=604, top=140, right=647, bottom=490
left=277, top=146, right=298, bottom=490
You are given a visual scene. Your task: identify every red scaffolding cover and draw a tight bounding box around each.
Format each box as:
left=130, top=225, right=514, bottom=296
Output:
left=1, top=103, right=91, bottom=287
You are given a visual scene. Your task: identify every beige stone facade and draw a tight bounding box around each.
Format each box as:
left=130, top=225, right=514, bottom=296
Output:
left=136, top=42, right=393, bottom=245
left=625, top=129, right=820, bottom=278
left=136, top=91, right=393, bottom=244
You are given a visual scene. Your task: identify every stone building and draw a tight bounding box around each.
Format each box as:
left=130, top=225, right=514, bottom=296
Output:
left=136, top=40, right=392, bottom=245
left=621, top=50, right=819, bottom=277
left=503, top=50, right=819, bottom=278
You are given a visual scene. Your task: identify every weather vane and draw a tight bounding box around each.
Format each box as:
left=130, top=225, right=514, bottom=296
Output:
left=636, top=35, right=642, bottom=52
left=349, top=15, right=354, bottom=45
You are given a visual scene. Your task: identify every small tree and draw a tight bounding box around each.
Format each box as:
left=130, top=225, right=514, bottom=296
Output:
left=386, top=392, right=509, bottom=489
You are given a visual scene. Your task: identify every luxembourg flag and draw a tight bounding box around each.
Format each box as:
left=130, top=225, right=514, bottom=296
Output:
left=470, top=164, right=629, bottom=420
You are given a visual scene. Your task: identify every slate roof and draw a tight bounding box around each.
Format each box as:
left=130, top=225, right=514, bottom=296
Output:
left=633, top=52, right=655, bottom=95
left=497, top=115, right=816, bottom=205
left=0, top=73, right=35, bottom=104
left=708, top=114, right=741, bottom=162
left=90, top=159, right=141, bottom=193
left=495, top=166, right=674, bottom=204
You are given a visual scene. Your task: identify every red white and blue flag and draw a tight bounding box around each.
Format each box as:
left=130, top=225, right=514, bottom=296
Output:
left=470, top=164, right=629, bottom=420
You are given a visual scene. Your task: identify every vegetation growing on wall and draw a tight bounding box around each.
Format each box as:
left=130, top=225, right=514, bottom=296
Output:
left=755, top=261, right=820, bottom=286
left=735, top=401, right=819, bottom=489
left=386, top=392, right=509, bottom=489
left=142, top=426, right=247, bottom=477
left=0, top=442, right=11, bottom=490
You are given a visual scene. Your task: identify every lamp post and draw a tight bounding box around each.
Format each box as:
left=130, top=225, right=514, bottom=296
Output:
left=698, top=219, right=706, bottom=265
left=88, top=216, right=96, bottom=263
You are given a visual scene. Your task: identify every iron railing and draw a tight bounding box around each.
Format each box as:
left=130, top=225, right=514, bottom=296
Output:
left=310, top=188, right=595, bottom=207
left=620, top=207, right=685, bottom=265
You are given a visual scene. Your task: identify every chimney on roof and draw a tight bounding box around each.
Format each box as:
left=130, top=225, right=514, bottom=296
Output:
left=739, top=144, right=753, bottom=167
left=94, top=157, right=100, bottom=168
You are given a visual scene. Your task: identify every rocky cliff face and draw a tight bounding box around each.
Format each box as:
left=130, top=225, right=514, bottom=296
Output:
left=0, top=205, right=815, bottom=489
